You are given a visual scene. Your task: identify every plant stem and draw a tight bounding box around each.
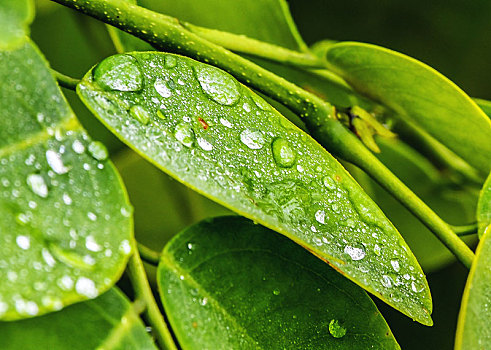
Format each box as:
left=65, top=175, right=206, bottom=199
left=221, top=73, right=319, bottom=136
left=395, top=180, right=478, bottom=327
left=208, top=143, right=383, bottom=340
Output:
left=128, top=250, right=177, bottom=350
left=452, top=224, right=478, bottom=237
left=50, top=68, right=80, bottom=90
left=51, top=0, right=475, bottom=267
left=138, top=242, right=161, bottom=265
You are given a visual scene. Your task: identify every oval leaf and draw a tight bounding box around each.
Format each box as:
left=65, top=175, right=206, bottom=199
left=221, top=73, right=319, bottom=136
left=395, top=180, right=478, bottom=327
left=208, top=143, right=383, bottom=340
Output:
left=0, top=288, right=157, bottom=349
left=78, top=52, right=432, bottom=325
left=477, top=172, right=491, bottom=238
left=324, top=42, right=491, bottom=174
left=455, top=224, right=491, bottom=349
left=0, top=41, right=133, bottom=320
left=0, top=0, right=34, bottom=49
left=158, top=216, right=400, bottom=349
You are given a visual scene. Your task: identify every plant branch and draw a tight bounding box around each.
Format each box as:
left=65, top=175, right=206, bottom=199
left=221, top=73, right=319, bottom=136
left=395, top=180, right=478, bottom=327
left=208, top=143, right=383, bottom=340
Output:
left=51, top=68, right=80, bottom=90
left=451, top=224, right=478, bottom=237
left=128, top=250, right=177, bottom=350
left=51, top=0, right=475, bottom=268
left=138, top=242, right=161, bottom=265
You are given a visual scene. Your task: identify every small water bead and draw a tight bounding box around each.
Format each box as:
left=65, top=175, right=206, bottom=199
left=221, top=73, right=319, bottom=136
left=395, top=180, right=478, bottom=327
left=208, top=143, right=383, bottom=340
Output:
left=381, top=275, right=393, bottom=288
left=391, top=259, right=401, bottom=272
left=46, top=150, right=69, bottom=174
left=27, top=174, right=48, bottom=198
left=174, top=123, right=195, bottom=147
left=322, top=176, right=337, bottom=190
left=197, top=138, right=213, bottom=151
left=251, top=93, right=271, bottom=111
left=75, top=277, right=98, bottom=298
left=129, top=105, right=151, bottom=125
left=93, top=54, right=143, bottom=92
left=220, top=118, right=233, bottom=128
left=72, top=140, right=85, bottom=154
left=87, top=212, right=97, bottom=221
left=411, top=281, right=424, bottom=293
left=154, top=78, right=172, bottom=98
left=194, top=64, right=240, bottom=106
left=85, top=236, right=102, bottom=252
left=373, top=244, right=381, bottom=256
left=328, top=319, right=346, bottom=338
left=315, top=210, right=328, bottom=224
left=344, top=244, right=366, bottom=261
left=88, top=141, right=108, bottom=161
left=164, top=55, right=177, bottom=69
left=242, top=102, right=251, bottom=112
left=240, top=129, right=265, bottom=150
left=16, top=235, right=30, bottom=250
left=271, top=138, right=296, bottom=168
left=273, top=289, right=281, bottom=296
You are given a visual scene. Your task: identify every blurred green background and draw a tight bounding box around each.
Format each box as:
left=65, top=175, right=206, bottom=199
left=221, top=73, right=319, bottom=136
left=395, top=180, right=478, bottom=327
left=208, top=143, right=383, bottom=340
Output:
left=31, top=1, right=490, bottom=348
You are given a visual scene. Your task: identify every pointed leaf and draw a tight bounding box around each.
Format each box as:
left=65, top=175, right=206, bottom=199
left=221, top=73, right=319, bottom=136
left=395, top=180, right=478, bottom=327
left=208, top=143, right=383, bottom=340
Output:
left=455, top=225, right=491, bottom=349
left=324, top=42, right=491, bottom=174
left=0, top=288, right=157, bottom=349
left=477, top=172, right=491, bottom=238
left=78, top=52, right=432, bottom=325
left=0, top=0, right=34, bottom=49
left=158, top=216, right=400, bottom=349
left=0, top=41, right=133, bottom=320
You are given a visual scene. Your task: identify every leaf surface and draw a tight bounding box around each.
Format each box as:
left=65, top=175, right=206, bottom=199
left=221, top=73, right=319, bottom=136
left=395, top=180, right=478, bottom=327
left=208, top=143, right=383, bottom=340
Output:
left=0, top=288, right=157, bottom=349
left=0, top=0, right=34, bottom=49
left=158, top=216, right=400, bottom=350
left=0, top=41, right=133, bottom=320
left=78, top=52, right=432, bottom=325
left=324, top=42, right=491, bottom=174
left=477, top=172, right=491, bottom=238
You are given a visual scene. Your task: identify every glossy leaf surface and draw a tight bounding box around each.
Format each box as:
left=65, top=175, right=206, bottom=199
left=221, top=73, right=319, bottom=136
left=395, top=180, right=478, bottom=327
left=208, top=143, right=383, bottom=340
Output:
left=0, top=0, right=33, bottom=49
left=78, top=52, right=432, bottom=325
left=477, top=172, right=491, bottom=238
left=158, top=216, right=400, bottom=349
left=455, top=226, right=491, bottom=349
left=0, top=288, right=157, bottom=349
left=324, top=42, right=491, bottom=174
left=0, top=41, right=133, bottom=320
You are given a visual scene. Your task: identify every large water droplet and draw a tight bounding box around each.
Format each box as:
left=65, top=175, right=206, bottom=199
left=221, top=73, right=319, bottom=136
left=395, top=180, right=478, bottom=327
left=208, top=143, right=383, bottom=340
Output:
left=271, top=137, right=296, bottom=168
left=27, top=174, right=48, bottom=198
left=194, top=65, right=240, bottom=106
left=344, top=244, right=366, bottom=261
left=381, top=275, right=393, bottom=288
left=154, top=78, right=172, bottom=98
left=251, top=93, right=271, bottom=111
left=174, top=123, right=195, bottom=148
left=240, top=129, right=265, bottom=149
left=93, top=54, right=143, bottom=92
left=164, top=55, right=177, bottom=69
left=329, top=319, right=346, bottom=338
left=75, top=277, right=98, bottom=298
left=129, top=105, right=151, bottom=125
left=197, top=137, right=213, bottom=151
left=315, top=209, right=328, bottom=224
left=88, top=141, right=108, bottom=161
left=46, top=150, right=70, bottom=174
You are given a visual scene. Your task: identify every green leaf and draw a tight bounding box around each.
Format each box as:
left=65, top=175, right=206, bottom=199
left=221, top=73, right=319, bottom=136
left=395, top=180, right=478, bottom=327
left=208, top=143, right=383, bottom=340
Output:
left=0, top=288, right=157, bottom=349
left=475, top=98, right=491, bottom=118
left=78, top=52, right=432, bottom=325
left=0, top=0, right=34, bottom=49
left=0, top=41, right=133, bottom=320
left=477, top=172, right=491, bottom=238
left=455, top=225, right=491, bottom=349
left=158, top=216, right=400, bottom=349
left=324, top=42, right=491, bottom=174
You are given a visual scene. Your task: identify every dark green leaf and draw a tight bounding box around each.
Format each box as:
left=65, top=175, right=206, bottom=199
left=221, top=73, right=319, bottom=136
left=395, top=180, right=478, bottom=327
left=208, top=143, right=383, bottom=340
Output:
left=324, top=42, right=491, bottom=174
left=477, top=172, right=491, bottom=238
left=0, top=0, right=34, bottom=49
left=455, top=225, right=491, bottom=349
left=0, top=288, right=157, bottom=349
left=78, top=52, right=432, bottom=325
left=158, top=216, right=400, bottom=349
left=0, top=41, right=133, bottom=320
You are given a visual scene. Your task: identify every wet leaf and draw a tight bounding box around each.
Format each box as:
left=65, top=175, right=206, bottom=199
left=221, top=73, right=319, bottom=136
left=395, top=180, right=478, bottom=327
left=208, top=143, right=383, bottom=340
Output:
left=158, top=216, right=400, bottom=349
left=0, top=0, right=34, bottom=49
left=78, top=52, right=432, bottom=325
left=455, top=225, right=491, bottom=349
left=0, top=288, right=157, bottom=349
left=477, top=172, right=491, bottom=238
left=324, top=42, right=491, bottom=174
left=0, top=41, right=133, bottom=320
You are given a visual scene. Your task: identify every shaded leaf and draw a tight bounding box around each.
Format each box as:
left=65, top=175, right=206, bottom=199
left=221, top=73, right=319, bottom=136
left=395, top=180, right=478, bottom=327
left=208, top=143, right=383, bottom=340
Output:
left=0, top=288, right=157, bottom=349
left=158, top=216, right=400, bottom=349
left=475, top=98, right=491, bottom=118
left=0, top=41, right=133, bottom=320
left=0, top=0, right=34, bottom=49
left=455, top=225, right=491, bottom=349
left=477, top=172, right=491, bottom=238
left=78, top=52, right=432, bottom=325
left=324, top=42, right=491, bottom=174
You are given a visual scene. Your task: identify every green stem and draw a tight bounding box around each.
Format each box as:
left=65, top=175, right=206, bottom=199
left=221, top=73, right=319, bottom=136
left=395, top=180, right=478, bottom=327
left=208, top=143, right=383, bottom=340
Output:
left=138, top=242, right=161, bottom=265
left=128, top=250, right=177, bottom=350
left=50, top=69, right=80, bottom=90
left=51, top=0, right=475, bottom=267
left=451, top=224, right=478, bottom=237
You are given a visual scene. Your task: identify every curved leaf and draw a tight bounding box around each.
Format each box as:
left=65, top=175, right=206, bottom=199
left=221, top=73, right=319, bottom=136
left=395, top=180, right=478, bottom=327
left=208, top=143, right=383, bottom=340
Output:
left=0, top=288, right=157, bottom=349
left=0, top=0, right=34, bottom=49
left=475, top=98, right=491, bottom=118
left=324, top=42, right=491, bottom=174
left=158, top=216, right=400, bottom=349
left=477, top=172, right=491, bottom=238
left=78, top=52, right=432, bottom=325
left=455, top=225, right=491, bottom=349
left=0, top=41, right=133, bottom=320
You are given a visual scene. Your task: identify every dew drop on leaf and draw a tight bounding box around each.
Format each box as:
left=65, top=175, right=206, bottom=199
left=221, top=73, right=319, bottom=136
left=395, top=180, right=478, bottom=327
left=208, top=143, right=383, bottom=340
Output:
left=174, top=122, right=195, bottom=148
left=46, top=150, right=70, bottom=174
left=344, top=244, right=366, bottom=261
left=129, top=105, right=151, bottom=125
left=154, top=78, right=172, bottom=98
left=329, top=319, right=347, bottom=338
left=197, top=137, right=213, bottom=151
left=164, top=55, right=177, bottom=69
left=271, top=137, right=296, bottom=168
left=194, top=64, right=240, bottom=106
left=26, top=174, right=48, bottom=198
left=93, top=54, right=143, bottom=92
left=87, top=141, right=109, bottom=161
left=240, top=129, right=265, bottom=149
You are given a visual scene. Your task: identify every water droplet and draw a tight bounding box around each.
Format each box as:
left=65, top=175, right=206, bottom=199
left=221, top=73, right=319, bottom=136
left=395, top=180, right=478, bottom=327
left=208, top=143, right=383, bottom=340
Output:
left=42, top=248, right=56, bottom=267
left=93, top=54, right=143, bottom=92
left=344, top=244, right=366, bottom=261
left=411, top=281, right=424, bottom=293
left=187, top=243, right=194, bottom=250
left=391, top=259, right=400, bottom=272
left=373, top=244, right=381, bottom=256
left=240, top=129, right=265, bottom=149
left=154, top=78, right=172, bottom=98
left=329, top=319, right=346, bottom=338
left=164, top=55, right=177, bottom=68
left=85, top=236, right=102, bottom=252
left=16, top=235, right=30, bottom=250
left=194, top=65, right=240, bottom=105
left=72, top=140, right=85, bottom=154
left=220, top=117, right=233, bottom=128
left=200, top=297, right=208, bottom=306
left=58, top=275, right=74, bottom=291
left=273, top=289, right=281, bottom=296
left=27, top=174, right=48, bottom=198
left=87, top=212, right=97, bottom=221
left=46, top=150, right=70, bottom=174
left=75, top=277, right=98, bottom=298
left=88, top=141, right=108, bottom=161
left=129, top=105, right=151, bottom=125
left=322, top=176, right=336, bottom=190
left=242, top=102, right=251, bottom=112
left=174, top=123, right=195, bottom=147
left=271, top=137, right=296, bottom=168
left=62, top=193, right=72, bottom=205
left=197, top=137, right=213, bottom=151
left=315, top=210, right=328, bottom=224
left=15, top=213, right=30, bottom=226
left=381, top=275, right=393, bottom=288
left=119, top=240, right=132, bottom=255
left=251, top=93, right=271, bottom=110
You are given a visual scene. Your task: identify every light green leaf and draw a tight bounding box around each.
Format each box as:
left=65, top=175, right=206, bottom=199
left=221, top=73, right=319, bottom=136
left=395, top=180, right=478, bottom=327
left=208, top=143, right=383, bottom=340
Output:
left=78, top=52, right=432, bottom=325
left=477, top=172, right=491, bottom=238
left=455, top=225, right=491, bottom=349
left=158, top=216, right=400, bottom=349
left=475, top=98, right=491, bottom=118
left=324, top=42, right=491, bottom=174
left=0, top=0, right=34, bottom=49
left=0, top=288, right=157, bottom=349
left=0, top=41, right=133, bottom=320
